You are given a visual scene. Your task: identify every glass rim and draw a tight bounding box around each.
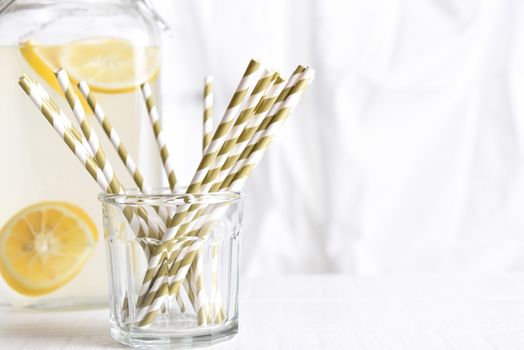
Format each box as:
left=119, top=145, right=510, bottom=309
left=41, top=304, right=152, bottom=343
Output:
left=98, top=188, right=242, bottom=206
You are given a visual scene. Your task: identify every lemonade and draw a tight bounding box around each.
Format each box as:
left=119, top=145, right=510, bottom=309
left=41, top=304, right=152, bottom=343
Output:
left=0, top=38, right=162, bottom=308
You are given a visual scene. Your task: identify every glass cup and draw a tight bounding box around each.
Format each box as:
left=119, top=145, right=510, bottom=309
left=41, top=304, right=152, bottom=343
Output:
left=99, top=190, right=242, bottom=348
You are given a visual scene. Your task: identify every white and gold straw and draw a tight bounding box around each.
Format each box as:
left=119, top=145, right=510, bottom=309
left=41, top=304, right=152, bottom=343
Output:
left=78, top=81, right=168, bottom=232
left=78, top=81, right=148, bottom=193
left=133, top=60, right=263, bottom=319
left=221, top=67, right=313, bottom=190
left=134, top=65, right=314, bottom=328
left=55, top=69, right=124, bottom=195
left=185, top=59, right=261, bottom=196
left=141, top=82, right=178, bottom=192
left=175, top=69, right=276, bottom=237
left=19, top=75, right=109, bottom=192
left=203, top=76, right=214, bottom=153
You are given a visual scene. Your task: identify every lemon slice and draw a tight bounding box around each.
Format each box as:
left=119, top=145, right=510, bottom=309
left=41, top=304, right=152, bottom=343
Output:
left=20, top=41, right=63, bottom=93
left=0, top=202, right=98, bottom=296
left=20, top=38, right=160, bottom=94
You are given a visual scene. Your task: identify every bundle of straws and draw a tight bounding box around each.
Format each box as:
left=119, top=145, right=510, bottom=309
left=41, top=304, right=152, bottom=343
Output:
left=18, top=59, right=314, bottom=327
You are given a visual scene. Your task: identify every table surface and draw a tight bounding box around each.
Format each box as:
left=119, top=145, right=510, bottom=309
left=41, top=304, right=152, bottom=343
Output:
left=1, top=274, right=523, bottom=350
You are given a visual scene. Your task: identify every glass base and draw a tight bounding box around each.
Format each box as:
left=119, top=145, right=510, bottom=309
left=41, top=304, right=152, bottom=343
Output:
left=111, top=318, right=238, bottom=349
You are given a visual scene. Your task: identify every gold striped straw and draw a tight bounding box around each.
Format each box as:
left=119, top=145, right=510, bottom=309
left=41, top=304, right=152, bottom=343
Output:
left=19, top=75, right=158, bottom=270
left=62, top=73, right=167, bottom=241
left=173, top=70, right=302, bottom=269
left=165, top=60, right=261, bottom=234
left=134, top=236, right=197, bottom=309
left=137, top=238, right=205, bottom=326
left=138, top=59, right=262, bottom=279
left=203, top=76, right=213, bottom=153
left=196, top=69, right=275, bottom=191
left=173, top=69, right=314, bottom=301
left=179, top=72, right=292, bottom=239
left=55, top=69, right=124, bottom=195
left=55, top=70, right=162, bottom=258
left=209, top=74, right=287, bottom=192
left=135, top=237, right=200, bottom=313
left=175, top=69, right=276, bottom=237
left=139, top=69, right=302, bottom=321
left=78, top=81, right=168, bottom=232
left=135, top=65, right=314, bottom=328
left=20, top=74, right=167, bottom=320
left=173, top=73, right=282, bottom=315
left=192, top=252, right=208, bottom=325
left=218, top=66, right=306, bottom=190
left=19, top=75, right=110, bottom=192
left=139, top=66, right=311, bottom=318
left=24, top=78, right=95, bottom=160
left=134, top=60, right=262, bottom=314
left=135, top=61, right=262, bottom=311
left=215, top=66, right=305, bottom=190
left=179, top=71, right=282, bottom=232
left=184, top=59, right=261, bottom=196
left=224, top=67, right=315, bottom=191
left=141, top=82, right=178, bottom=192
left=78, top=81, right=148, bottom=193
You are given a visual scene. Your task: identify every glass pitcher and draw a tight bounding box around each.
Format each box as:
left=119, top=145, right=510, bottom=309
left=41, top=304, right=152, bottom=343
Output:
left=0, top=0, right=165, bottom=309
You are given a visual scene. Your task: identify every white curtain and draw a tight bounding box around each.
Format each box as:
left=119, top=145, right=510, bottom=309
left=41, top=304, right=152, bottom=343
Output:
left=153, top=0, right=524, bottom=276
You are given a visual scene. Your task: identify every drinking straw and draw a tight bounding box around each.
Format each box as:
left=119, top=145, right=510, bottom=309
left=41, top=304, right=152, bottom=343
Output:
left=55, top=69, right=124, bottom=195
left=180, top=72, right=286, bottom=237
left=192, top=252, right=208, bottom=325
left=136, top=66, right=314, bottom=327
left=22, top=76, right=95, bottom=160
left=78, top=81, right=169, bottom=230
left=178, top=71, right=279, bottom=321
left=134, top=60, right=262, bottom=308
left=56, top=71, right=164, bottom=240
left=140, top=68, right=305, bottom=316
left=179, top=71, right=293, bottom=238
left=195, top=70, right=275, bottom=191
left=176, top=69, right=276, bottom=237
left=141, top=82, right=178, bottom=192
left=136, top=61, right=265, bottom=310
left=195, top=75, right=214, bottom=321
left=136, top=237, right=200, bottom=308
left=135, top=240, right=191, bottom=315
left=21, top=75, right=155, bottom=247
left=140, top=81, right=197, bottom=309
left=144, top=63, right=311, bottom=315
left=20, top=74, right=185, bottom=317
left=55, top=71, right=170, bottom=318
left=176, top=69, right=316, bottom=306
left=185, top=59, right=261, bottom=196
left=136, top=239, right=206, bottom=325
left=203, top=76, right=214, bottom=153
left=214, top=67, right=304, bottom=190
left=77, top=81, right=148, bottom=193
left=23, top=77, right=164, bottom=322
left=19, top=75, right=109, bottom=191
left=221, top=67, right=313, bottom=190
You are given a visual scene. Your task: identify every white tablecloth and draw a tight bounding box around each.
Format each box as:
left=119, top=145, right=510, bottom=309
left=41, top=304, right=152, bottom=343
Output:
left=1, top=275, right=523, bottom=349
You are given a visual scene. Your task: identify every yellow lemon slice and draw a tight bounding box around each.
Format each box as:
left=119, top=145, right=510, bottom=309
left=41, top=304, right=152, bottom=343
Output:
left=0, top=202, right=98, bottom=296
left=20, top=41, right=63, bottom=94
left=20, top=38, right=160, bottom=94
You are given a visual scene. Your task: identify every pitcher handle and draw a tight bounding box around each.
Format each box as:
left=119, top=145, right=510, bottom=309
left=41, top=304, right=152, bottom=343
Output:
left=138, top=0, right=171, bottom=36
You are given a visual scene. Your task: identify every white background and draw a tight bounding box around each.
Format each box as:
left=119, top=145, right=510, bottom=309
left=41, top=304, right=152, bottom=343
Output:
left=152, top=0, right=524, bottom=277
